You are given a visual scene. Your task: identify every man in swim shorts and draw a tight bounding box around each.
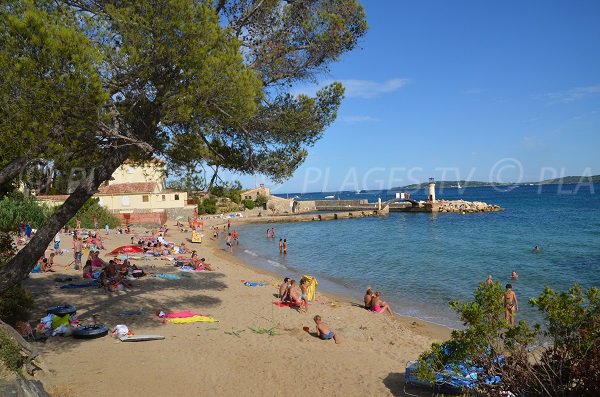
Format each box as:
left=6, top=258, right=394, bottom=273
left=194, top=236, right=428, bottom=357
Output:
left=314, top=315, right=339, bottom=344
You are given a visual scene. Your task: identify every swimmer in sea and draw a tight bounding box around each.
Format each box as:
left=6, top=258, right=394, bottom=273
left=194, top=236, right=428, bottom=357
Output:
left=511, top=271, right=518, bottom=280
left=533, top=245, right=541, bottom=252
left=486, top=275, right=493, bottom=286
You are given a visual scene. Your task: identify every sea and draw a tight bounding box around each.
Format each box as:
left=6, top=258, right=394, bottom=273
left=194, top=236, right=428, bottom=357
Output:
left=231, top=184, right=600, bottom=329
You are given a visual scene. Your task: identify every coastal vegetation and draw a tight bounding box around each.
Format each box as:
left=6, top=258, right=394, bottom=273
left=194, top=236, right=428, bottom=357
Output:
left=0, top=0, right=368, bottom=294
left=415, top=282, right=600, bottom=396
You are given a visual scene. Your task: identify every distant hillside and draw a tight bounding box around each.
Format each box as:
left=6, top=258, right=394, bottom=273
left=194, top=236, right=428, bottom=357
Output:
left=537, top=175, right=600, bottom=185
left=394, top=175, right=599, bottom=190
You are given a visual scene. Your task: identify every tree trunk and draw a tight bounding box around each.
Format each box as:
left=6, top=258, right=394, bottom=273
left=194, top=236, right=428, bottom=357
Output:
left=0, top=149, right=130, bottom=294
left=207, top=165, right=219, bottom=193
left=0, top=157, right=29, bottom=186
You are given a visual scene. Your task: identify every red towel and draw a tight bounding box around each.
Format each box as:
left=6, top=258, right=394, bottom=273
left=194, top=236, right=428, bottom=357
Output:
left=272, top=301, right=300, bottom=307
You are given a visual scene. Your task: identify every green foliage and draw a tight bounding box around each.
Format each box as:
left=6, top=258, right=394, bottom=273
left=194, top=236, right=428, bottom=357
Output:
left=66, top=198, right=120, bottom=229
left=415, top=283, right=600, bottom=396
left=242, top=199, right=255, bottom=210
left=0, top=192, right=53, bottom=232
left=0, top=329, right=22, bottom=371
left=200, top=197, right=217, bottom=215
left=0, top=284, right=33, bottom=326
left=255, top=194, right=268, bottom=207
left=0, top=1, right=107, bottom=172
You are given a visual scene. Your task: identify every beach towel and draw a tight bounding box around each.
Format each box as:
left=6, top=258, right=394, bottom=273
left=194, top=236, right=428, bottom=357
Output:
left=179, top=266, right=202, bottom=272
left=159, top=311, right=203, bottom=319
left=273, top=301, right=301, bottom=307
left=60, top=280, right=98, bottom=289
left=151, top=273, right=180, bottom=280
left=243, top=281, right=264, bottom=287
left=167, top=315, right=218, bottom=324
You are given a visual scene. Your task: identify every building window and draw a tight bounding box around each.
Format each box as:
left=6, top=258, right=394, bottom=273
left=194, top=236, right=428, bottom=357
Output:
left=174, top=194, right=180, bottom=201
left=143, top=195, right=149, bottom=202
left=122, top=196, right=130, bottom=206
left=162, top=195, right=166, bottom=201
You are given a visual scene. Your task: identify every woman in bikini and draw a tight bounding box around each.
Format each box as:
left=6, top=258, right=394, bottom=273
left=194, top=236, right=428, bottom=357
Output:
left=503, top=284, right=518, bottom=326
left=370, top=291, right=393, bottom=315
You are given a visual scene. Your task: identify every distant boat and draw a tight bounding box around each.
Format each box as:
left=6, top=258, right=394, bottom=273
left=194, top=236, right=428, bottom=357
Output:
left=293, top=195, right=300, bottom=199
left=457, top=183, right=462, bottom=188
left=324, top=195, right=335, bottom=199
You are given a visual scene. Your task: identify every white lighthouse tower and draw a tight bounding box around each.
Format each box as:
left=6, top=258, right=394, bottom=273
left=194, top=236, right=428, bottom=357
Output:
left=428, top=177, right=436, bottom=203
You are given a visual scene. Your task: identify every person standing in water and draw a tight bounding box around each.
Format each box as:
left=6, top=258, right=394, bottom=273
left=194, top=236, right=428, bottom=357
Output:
left=503, top=284, right=518, bottom=326
left=266, top=228, right=271, bottom=239
left=283, top=239, right=287, bottom=254
left=279, top=238, right=283, bottom=253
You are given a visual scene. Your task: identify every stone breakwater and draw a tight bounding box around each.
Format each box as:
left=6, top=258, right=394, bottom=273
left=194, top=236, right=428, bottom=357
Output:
left=437, top=200, right=502, bottom=213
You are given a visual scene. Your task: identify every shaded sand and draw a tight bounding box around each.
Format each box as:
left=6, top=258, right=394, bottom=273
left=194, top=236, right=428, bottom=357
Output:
left=22, top=222, right=449, bottom=397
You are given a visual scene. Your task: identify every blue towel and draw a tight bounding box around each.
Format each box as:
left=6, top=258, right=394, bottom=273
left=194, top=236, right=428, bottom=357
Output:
left=243, top=281, right=264, bottom=287
left=152, top=273, right=181, bottom=280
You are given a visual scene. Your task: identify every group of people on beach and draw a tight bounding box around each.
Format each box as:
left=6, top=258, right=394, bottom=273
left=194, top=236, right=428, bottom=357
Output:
left=278, top=277, right=309, bottom=312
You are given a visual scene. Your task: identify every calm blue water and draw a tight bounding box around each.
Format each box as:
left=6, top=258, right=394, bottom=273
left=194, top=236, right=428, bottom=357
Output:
left=234, top=184, right=600, bottom=328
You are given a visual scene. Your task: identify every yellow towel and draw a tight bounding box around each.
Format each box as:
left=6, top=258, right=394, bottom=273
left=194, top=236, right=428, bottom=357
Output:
left=301, top=275, right=318, bottom=302
left=168, top=316, right=218, bottom=324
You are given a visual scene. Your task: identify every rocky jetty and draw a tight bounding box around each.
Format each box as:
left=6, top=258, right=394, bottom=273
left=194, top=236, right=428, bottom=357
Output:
left=437, top=200, right=502, bottom=213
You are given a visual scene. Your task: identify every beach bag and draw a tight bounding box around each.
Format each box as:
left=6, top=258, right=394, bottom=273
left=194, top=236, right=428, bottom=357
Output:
left=132, top=269, right=145, bottom=278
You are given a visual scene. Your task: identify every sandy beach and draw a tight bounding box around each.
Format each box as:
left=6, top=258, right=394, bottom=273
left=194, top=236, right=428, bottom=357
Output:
left=20, top=219, right=450, bottom=397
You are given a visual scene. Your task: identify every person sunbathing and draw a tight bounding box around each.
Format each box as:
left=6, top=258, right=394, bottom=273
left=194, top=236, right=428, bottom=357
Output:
left=364, top=288, right=373, bottom=309
left=289, top=280, right=301, bottom=305
left=279, top=278, right=291, bottom=301
left=41, top=257, right=55, bottom=272
left=371, top=291, right=393, bottom=315
left=82, top=260, right=94, bottom=279
left=91, top=251, right=106, bottom=268
left=180, top=242, right=190, bottom=254
left=198, top=258, right=214, bottom=271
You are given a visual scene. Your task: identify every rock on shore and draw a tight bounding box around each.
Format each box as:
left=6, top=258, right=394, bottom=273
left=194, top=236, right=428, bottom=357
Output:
left=437, top=200, right=502, bottom=213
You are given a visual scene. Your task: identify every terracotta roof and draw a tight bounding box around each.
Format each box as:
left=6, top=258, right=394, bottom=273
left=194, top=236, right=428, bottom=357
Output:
left=98, top=182, right=157, bottom=195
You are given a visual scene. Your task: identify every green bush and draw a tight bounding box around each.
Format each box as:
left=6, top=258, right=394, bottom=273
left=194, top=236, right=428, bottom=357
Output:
left=202, top=197, right=217, bottom=214
left=0, top=192, right=53, bottom=233
left=66, top=198, right=120, bottom=229
left=243, top=199, right=255, bottom=210
left=415, top=283, right=600, bottom=396
left=0, top=329, right=22, bottom=371
left=0, top=284, right=33, bottom=326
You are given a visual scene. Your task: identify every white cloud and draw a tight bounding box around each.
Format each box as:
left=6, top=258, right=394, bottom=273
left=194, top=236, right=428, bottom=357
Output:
left=292, top=78, right=410, bottom=99
left=340, top=78, right=410, bottom=99
left=341, top=115, right=380, bottom=123
left=522, top=136, right=543, bottom=148
left=545, top=84, right=600, bottom=104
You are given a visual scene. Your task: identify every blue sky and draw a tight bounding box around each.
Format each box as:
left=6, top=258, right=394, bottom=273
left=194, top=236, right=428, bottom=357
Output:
left=229, top=0, right=600, bottom=193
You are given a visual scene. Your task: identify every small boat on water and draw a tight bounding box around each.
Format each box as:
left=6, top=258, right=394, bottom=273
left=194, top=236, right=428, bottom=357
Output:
left=324, top=195, right=335, bottom=199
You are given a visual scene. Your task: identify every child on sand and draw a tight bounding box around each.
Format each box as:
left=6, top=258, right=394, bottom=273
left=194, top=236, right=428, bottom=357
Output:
left=313, top=315, right=339, bottom=344
left=300, top=278, right=309, bottom=313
